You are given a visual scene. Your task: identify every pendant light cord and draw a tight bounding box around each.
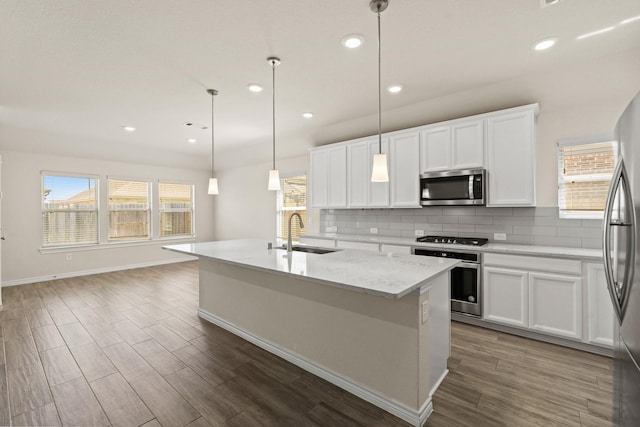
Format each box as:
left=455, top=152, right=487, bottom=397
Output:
left=211, top=92, right=215, bottom=175
left=272, top=61, right=276, bottom=170
left=377, top=8, right=382, bottom=154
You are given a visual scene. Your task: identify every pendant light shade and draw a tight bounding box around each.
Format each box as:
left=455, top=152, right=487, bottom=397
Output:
left=268, top=57, right=282, bottom=191
left=207, top=89, right=219, bottom=195
left=370, top=0, right=390, bottom=183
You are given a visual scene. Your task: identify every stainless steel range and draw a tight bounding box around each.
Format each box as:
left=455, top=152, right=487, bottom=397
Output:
left=413, top=235, right=488, bottom=317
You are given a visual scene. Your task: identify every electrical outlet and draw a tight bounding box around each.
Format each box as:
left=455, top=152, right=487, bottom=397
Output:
left=494, top=233, right=507, bottom=241
left=421, top=299, right=429, bottom=324
left=65, top=253, right=73, bottom=261
left=370, top=227, right=378, bottom=234
left=415, top=229, right=425, bottom=237
left=326, top=226, right=337, bottom=233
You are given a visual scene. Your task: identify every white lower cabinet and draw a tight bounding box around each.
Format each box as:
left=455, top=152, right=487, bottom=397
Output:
left=586, top=262, right=614, bottom=347
left=483, top=253, right=584, bottom=342
left=529, top=272, right=582, bottom=339
left=483, top=266, right=529, bottom=328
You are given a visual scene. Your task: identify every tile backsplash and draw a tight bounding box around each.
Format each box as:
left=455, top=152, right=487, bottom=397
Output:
left=319, top=207, right=603, bottom=249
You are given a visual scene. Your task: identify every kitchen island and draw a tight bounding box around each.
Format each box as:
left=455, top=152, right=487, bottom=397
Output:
left=164, top=239, right=458, bottom=426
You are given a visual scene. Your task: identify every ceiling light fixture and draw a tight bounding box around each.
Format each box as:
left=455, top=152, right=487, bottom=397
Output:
left=620, top=15, right=640, bottom=25
left=341, top=34, right=364, bottom=49
left=576, top=26, right=615, bottom=40
left=187, top=138, right=197, bottom=144
left=387, top=85, right=403, bottom=93
left=122, top=126, right=136, bottom=132
left=248, top=83, right=263, bottom=93
left=302, top=112, right=314, bottom=119
left=533, top=38, right=557, bottom=51
left=370, top=0, right=390, bottom=183
left=206, top=89, right=219, bottom=195
left=267, top=57, right=282, bottom=191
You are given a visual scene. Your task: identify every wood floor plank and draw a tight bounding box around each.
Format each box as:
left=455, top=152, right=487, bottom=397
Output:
left=12, top=402, right=61, bottom=427
left=112, top=319, right=151, bottom=345
left=48, top=307, right=78, bottom=326
left=32, top=324, right=67, bottom=352
left=140, top=419, right=162, bottom=427
left=90, top=372, right=154, bottom=427
left=165, top=367, right=242, bottom=425
left=26, top=308, right=54, bottom=329
left=7, top=363, right=53, bottom=417
left=129, top=370, right=200, bottom=426
left=161, top=316, right=204, bottom=341
left=121, top=308, right=158, bottom=328
left=70, top=342, right=117, bottom=382
left=40, top=346, right=83, bottom=386
left=2, top=316, right=32, bottom=340
left=143, top=322, right=189, bottom=351
left=0, top=364, right=8, bottom=410
left=5, top=336, right=39, bottom=370
left=84, top=321, right=124, bottom=348
left=57, top=322, right=94, bottom=348
left=132, top=339, right=185, bottom=376
left=173, top=344, right=235, bottom=387
left=306, top=401, right=363, bottom=427
left=71, top=306, right=104, bottom=326
left=137, top=302, right=172, bottom=321
left=102, top=341, right=153, bottom=382
left=186, top=417, right=215, bottom=427
left=51, top=376, right=110, bottom=426
left=92, top=305, right=127, bottom=323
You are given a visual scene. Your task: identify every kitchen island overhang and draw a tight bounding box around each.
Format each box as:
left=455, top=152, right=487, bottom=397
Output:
left=164, top=239, right=458, bottom=427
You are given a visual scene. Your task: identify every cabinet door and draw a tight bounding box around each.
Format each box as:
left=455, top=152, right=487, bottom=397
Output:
left=529, top=272, right=582, bottom=340
left=310, top=149, right=329, bottom=208
left=327, top=146, right=347, bottom=208
left=420, top=126, right=450, bottom=173
left=486, top=109, right=536, bottom=206
left=483, top=266, right=529, bottom=328
left=368, top=139, right=390, bottom=207
left=389, top=131, right=421, bottom=208
left=587, top=262, right=614, bottom=347
left=347, top=141, right=369, bottom=208
left=451, top=120, right=484, bottom=169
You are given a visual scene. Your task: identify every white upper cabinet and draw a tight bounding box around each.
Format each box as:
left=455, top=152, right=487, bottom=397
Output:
left=346, top=137, right=390, bottom=208
left=420, top=120, right=484, bottom=173
left=486, top=106, right=537, bottom=206
left=310, top=144, right=347, bottom=209
left=389, top=131, right=421, bottom=208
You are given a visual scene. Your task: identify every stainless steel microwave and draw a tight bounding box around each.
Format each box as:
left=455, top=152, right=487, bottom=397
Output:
left=419, top=169, right=486, bottom=206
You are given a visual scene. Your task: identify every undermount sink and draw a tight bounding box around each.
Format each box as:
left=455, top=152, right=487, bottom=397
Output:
left=277, top=245, right=339, bottom=255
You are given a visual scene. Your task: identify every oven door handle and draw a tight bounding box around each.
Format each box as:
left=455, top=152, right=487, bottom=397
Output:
left=457, top=262, right=479, bottom=269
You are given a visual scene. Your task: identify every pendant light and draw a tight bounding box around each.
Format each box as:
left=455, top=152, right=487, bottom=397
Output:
left=267, top=56, right=282, bottom=191
left=206, top=89, right=219, bottom=195
left=370, top=0, right=390, bottom=183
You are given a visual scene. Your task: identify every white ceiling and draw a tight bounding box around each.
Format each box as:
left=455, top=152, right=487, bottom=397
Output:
left=1, top=0, right=640, bottom=170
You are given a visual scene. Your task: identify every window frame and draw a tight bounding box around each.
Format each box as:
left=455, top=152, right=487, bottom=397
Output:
left=106, top=176, right=152, bottom=243
left=158, top=180, right=196, bottom=239
left=557, top=135, right=618, bottom=219
left=276, top=173, right=307, bottom=242
left=41, top=171, right=100, bottom=249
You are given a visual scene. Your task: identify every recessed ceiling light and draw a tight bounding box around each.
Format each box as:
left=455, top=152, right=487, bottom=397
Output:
left=302, top=112, right=314, bottom=119
left=387, top=85, right=403, bottom=94
left=248, top=83, right=263, bottom=93
left=620, top=15, right=640, bottom=25
left=187, top=138, right=197, bottom=144
left=122, top=126, right=136, bottom=132
left=533, top=38, right=557, bottom=51
left=576, top=26, right=615, bottom=40
left=341, top=34, right=364, bottom=49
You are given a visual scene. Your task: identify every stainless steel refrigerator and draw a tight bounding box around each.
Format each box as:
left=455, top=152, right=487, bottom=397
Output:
left=604, top=90, right=640, bottom=426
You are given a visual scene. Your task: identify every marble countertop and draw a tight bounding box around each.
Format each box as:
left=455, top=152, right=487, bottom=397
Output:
left=302, top=233, right=603, bottom=261
left=163, top=239, right=459, bottom=299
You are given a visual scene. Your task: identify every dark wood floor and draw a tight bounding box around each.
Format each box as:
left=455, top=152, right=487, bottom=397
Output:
left=0, top=261, right=612, bottom=426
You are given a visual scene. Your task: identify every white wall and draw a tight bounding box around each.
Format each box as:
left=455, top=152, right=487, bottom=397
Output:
left=0, top=151, right=215, bottom=284
left=212, top=154, right=319, bottom=241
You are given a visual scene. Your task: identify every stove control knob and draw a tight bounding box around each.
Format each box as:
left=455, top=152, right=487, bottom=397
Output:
left=468, top=296, right=476, bottom=303
left=441, top=253, right=447, bottom=257
left=452, top=239, right=457, bottom=244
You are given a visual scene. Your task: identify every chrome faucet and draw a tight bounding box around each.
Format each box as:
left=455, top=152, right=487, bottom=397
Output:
left=287, top=212, right=305, bottom=253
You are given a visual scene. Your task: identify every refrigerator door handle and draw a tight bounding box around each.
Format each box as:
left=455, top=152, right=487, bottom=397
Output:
left=603, top=158, right=636, bottom=322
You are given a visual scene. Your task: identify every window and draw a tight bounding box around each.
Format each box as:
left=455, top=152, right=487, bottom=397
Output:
left=159, top=182, right=194, bottom=238
left=108, top=179, right=151, bottom=241
left=558, top=138, right=617, bottom=219
left=42, top=173, right=99, bottom=247
left=277, top=175, right=307, bottom=242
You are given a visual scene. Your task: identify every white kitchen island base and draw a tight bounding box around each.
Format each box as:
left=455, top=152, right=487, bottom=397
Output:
left=196, top=257, right=450, bottom=427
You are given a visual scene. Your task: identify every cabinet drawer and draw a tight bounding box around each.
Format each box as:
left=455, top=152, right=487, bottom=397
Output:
left=484, top=253, right=581, bottom=275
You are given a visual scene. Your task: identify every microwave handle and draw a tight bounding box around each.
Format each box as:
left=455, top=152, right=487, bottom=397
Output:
left=468, top=176, right=474, bottom=200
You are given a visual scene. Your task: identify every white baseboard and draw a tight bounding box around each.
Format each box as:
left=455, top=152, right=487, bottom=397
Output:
left=429, top=368, right=449, bottom=398
left=198, top=308, right=431, bottom=427
left=1, top=257, right=196, bottom=287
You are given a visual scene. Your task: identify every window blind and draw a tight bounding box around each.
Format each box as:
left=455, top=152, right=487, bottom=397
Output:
left=277, top=176, right=307, bottom=241
left=558, top=140, right=616, bottom=218
left=159, top=182, right=194, bottom=238
left=108, top=179, right=150, bottom=241
left=41, top=174, right=99, bottom=247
